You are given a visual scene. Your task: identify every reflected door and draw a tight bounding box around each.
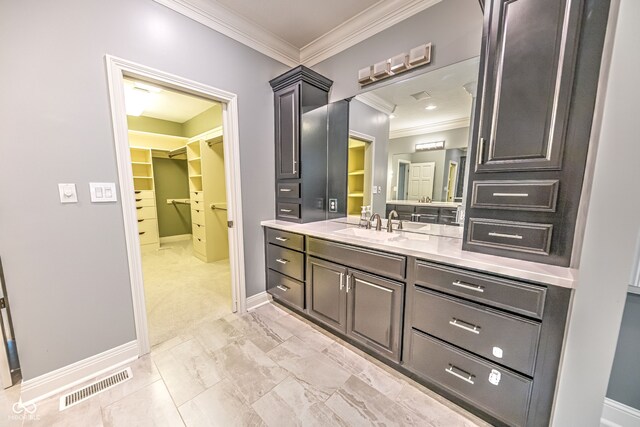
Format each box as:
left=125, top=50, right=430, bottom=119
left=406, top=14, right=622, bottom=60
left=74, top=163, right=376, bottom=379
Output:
left=446, top=161, right=458, bottom=202
left=408, top=162, right=435, bottom=200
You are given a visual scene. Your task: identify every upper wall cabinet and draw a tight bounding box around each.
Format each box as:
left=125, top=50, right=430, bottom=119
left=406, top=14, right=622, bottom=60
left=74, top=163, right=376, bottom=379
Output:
left=475, top=0, right=581, bottom=172
left=270, top=66, right=335, bottom=223
left=463, top=0, right=611, bottom=266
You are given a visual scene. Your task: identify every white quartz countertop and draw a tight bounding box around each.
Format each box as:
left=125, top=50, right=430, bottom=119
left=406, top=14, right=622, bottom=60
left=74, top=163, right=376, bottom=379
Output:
left=261, top=218, right=577, bottom=289
left=386, top=200, right=461, bottom=207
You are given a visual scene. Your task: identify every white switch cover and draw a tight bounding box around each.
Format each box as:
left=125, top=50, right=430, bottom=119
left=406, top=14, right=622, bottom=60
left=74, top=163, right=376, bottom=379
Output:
left=58, top=183, right=78, bottom=204
left=90, top=183, right=117, bottom=202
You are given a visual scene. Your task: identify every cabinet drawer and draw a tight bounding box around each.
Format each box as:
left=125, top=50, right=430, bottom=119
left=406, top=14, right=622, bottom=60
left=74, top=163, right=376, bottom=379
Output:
left=395, top=204, right=414, bottom=213
left=267, top=269, right=304, bottom=310
left=415, top=206, right=440, bottom=215
left=412, top=288, right=540, bottom=375
left=135, top=198, right=155, bottom=208
left=414, top=260, right=546, bottom=319
left=277, top=183, right=300, bottom=199
left=194, top=236, right=206, bottom=254
left=438, top=215, right=458, bottom=226
left=440, top=207, right=458, bottom=217
left=139, top=230, right=158, bottom=246
left=277, top=202, right=301, bottom=220
left=416, top=214, right=438, bottom=224
left=407, top=330, right=532, bottom=427
left=138, top=219, right=158, bottom=245
left=191, top=208, right=205, bottom=224
left=267, top=244, right=304, bottom=281
left=471, top=180, right=559, bottom=212
left=266, top=228, right=304, bottom=252
left=134, top=190, right=154, bottom=199
left=467, top=218, right=553, bottom=255
left=191, top=191, right=204, bottom=201
left=307, top=237, right=406, bottom=281
left=192, top=223, right=206, bottom=241
left=191, top=199, right=205, bottom=210
left=136, top=206, right=156, bottom=220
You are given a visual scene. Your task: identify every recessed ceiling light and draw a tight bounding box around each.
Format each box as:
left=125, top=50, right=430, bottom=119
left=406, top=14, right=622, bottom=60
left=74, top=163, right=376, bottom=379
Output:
left=389, top=114, right=396, bottom=119
left=425, top=104, right=437, bottom=110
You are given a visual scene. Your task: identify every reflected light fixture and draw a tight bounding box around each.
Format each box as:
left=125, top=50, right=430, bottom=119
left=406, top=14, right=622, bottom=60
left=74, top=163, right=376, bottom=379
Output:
left=425, top=104, right=437, bottom=110
left=415, top=140, right=445, bottom=151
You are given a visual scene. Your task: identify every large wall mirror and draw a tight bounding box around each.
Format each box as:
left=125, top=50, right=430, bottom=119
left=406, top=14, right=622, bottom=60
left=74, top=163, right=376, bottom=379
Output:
left=342, top=56, right=479, bottom=223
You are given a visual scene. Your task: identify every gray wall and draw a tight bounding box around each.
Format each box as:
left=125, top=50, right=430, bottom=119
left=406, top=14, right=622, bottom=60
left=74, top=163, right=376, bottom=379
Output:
left=0, top=0, right=287, bottom=380
left=311, top=0, right=483, bottom=102
left=607, top=293, right=640, bottom=409
left=387, top=127, right=470, bottom=200
left=348, top=99, right=390, bottom=214
left=551, top=0, right=640, bottom=424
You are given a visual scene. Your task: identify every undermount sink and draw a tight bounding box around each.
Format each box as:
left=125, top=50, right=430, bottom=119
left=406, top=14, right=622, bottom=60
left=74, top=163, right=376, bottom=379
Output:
left=334, top=227, right=406, bottom=242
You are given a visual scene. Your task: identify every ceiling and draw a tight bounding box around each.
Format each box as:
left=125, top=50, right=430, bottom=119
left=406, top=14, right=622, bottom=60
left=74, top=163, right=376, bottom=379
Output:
left=123, top=78, right=216, bottom=123
left=360, top=56, right=480, bottom=138
left=152, top=0, right=442, bottom=66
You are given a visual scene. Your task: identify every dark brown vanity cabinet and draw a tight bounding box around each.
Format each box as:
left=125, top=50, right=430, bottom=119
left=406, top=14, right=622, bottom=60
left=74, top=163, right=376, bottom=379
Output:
left=270, top=66, right=333, bottom=223
left=306, top=255, right=404, bottom=363
left=463, top=0, right=611, bottom=266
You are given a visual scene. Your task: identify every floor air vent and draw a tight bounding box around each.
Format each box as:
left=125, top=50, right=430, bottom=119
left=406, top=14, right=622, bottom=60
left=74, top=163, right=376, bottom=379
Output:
left=59, top=367, right=132, bottom=410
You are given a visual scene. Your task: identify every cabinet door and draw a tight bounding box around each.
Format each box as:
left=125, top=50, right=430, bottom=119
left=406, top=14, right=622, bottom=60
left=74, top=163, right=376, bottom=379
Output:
left=346, top=270, right=404, bottom=362
left=306, top=257, right=347, bottom=333
left=274, top=85, right=300, bottom=179
left=475, top=0, right=581, bottom=172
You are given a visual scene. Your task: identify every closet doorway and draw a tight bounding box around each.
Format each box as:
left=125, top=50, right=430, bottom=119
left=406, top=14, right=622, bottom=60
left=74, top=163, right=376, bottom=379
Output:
left=106, top=56, right=246, bottom=355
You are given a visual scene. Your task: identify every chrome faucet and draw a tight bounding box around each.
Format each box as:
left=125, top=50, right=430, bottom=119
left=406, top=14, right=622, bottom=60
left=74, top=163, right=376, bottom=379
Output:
left=386, top=210, right=398, bottom=233
left=369, top=213, right=383, bottom=231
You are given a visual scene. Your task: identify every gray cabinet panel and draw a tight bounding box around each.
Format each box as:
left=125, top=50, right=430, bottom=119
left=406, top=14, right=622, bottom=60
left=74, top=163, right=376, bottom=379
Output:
left=412, top=288, right=541, bottom=376
left=467, top=218, right=553, bottom=255
left=267, top=269, right=304, bottom=310
left=266, top=244, right=304, bottom=281
left=471, top=180, right=560, bottom=212
left=306, top=257, right=347, bottom=333
left=347, top=270, right=404, bottom=362
left=266, top=228, right=305, bottom=252
left=476, top=0, right=580, bottom=172
left=407, top=330, right=533, bottom=427
left=274, top=85, right=300, bottom=179
left=414, top=260, right=546, bottom=319
left=307, top=237, right=406, bottom=281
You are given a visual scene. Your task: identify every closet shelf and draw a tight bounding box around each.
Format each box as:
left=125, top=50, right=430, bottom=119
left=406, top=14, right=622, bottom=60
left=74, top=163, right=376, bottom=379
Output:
left=348, top=170, right=365, bottom=176
left=190, top=174, right=203, bottom=178
left=348, top=193, right=364, bottom=197
left=132, top=162, right=152, bottom=165
left=133, top=176, right=153, bottom=179
left=188, top=157, right=202, bottom=162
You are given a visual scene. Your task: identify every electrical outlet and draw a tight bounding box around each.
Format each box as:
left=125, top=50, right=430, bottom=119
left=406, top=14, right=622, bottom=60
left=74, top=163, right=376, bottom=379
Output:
left=329, top=199, right=337, bottom=212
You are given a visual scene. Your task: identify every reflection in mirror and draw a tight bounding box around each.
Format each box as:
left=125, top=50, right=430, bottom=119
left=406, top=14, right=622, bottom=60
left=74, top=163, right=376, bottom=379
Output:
left=349, top=57, right=479, bottom=214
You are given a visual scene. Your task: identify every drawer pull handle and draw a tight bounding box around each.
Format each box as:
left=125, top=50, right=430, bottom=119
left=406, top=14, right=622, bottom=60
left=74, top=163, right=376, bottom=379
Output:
left=280, top=209, right=293, bottom=213
left=449, top=318, right=481, bottom=334
left=280, top=188, right=292, bottom=192
left=478, top=137, right=486, bottom=165
left=275, top=237, right=289, bottom=242
left=445, top=365, right=475, bottom=385
left=135, top=191, right=142, bottom=194
left=276, top=285, right=289, bottom=292
left=275, top=258, right=289, bottom=264
left=488, top=232, right=523, bottom=240
left=135, top=198, right=142, bottom=202
left=451, top=280, right=485, bottom=293
left=492, top=192, right=529, bottom=197
left=136, top=207, right=143, bottom=210
left=139, top=231, right=146, bottom=235
left=138, top=219, right=144, bottom=223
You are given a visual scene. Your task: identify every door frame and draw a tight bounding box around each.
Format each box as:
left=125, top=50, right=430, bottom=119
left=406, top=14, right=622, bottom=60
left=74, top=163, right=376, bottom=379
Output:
left=105, top=55, right=247, bottom=356
left=348, top=130, right=375, bottom=207
left=396, top=159, right=411, bottom=200
left=446, top=160, right=459, bottom=202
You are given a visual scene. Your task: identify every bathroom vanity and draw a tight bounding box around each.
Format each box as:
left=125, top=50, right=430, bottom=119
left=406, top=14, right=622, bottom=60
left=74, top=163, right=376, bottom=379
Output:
left=262, top=220, right=573, bottom=426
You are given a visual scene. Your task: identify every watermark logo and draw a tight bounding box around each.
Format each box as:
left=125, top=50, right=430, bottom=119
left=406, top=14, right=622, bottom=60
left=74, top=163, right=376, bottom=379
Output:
left=8, top=400, right=39, bottom=422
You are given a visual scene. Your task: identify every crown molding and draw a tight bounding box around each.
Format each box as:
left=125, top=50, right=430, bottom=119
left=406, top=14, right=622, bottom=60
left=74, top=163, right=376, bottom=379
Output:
left=153, top=0, right=440, bottom=68
left=152, top=0, right=300, bottom=67
left=355, top=92, right=396, bottom=115
left=300, top=0, right=442, bottom=66
left=390, top=117, right=470, bottom=139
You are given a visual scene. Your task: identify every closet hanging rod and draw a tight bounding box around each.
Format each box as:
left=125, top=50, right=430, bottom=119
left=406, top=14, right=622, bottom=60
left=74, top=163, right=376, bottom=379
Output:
left=168, top=199, right=191, bottom=205
left=207, top=138, right=223, bottom=147
left=210, top=203, right=227, bottom=211
left=168, top=146, right=187, bottom=158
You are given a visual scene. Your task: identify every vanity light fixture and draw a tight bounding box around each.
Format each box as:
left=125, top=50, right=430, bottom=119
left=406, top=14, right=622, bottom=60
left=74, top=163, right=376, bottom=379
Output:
left=358, top=66, right=375, bottom=85
left=425, top=104, right=437, bottom=110
left=358, top=42, right=432, bottom=87
left=373, top=60, right=392, bottom=79
left=415, top=140, right=445, bottom=151
left=389, top=53, right=409, bottom=73
left=408, top=43, right=432, bottom=67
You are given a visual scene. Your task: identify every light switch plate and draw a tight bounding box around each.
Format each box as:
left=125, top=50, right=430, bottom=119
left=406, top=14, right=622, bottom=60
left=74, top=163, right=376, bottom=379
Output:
left=58, top=183, right=78, bottom=204
left=90, top=182, right=117, bottom=203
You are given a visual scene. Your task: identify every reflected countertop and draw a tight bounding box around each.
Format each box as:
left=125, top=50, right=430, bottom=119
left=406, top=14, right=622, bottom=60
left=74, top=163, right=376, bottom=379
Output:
left=386, top=200, right=462, bottom=208
left=261, top=218, right=577, bottom=289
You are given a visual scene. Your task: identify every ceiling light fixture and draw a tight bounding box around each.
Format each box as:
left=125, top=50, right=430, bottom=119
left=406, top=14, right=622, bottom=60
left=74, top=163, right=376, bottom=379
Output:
left=133, top=81, right=162, bottom=93
left=389, top=114, right=396, bottom=119
left=125, top=87, right=153, bottom=117
left=425, top=104, right=437, bottom=110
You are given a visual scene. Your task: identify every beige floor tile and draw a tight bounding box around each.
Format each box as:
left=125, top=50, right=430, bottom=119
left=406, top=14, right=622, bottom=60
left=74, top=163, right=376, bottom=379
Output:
left=252, top=376, right=347, bottom=427
left=102, top=380, right=184, bottom=427
left=0, top=383, right=24, bottom=427
left=153, top=339, right=223, bottom=406
left=179, top=378, right=264, bottom=427
left=22, top=395, right=103, bottom=427
left=354, top=361, right=406, bottom=400
left=98, top=355, right=162, bottom=408
left=210, top=338, right=288, bottom=404
left=225, top=312, right=293, bottom=353
left=190, top=317, right=244, bottom=353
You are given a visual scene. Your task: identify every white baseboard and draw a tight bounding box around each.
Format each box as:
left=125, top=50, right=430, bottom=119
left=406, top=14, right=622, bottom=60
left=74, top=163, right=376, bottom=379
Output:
left=602, top=398, right=640, bottom=427
left=21, top=340, right=138, bottom=405
left=159, top=234, right=192, bottom=243
left=246, top=291, right=271, bottom=311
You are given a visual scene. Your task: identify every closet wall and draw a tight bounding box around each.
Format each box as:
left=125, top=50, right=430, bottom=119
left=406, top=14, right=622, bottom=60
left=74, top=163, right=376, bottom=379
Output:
left=153, top=158, right=191, bottom=237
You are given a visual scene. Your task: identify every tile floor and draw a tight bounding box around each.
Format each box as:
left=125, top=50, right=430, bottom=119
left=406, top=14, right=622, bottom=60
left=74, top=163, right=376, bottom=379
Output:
left=0, top=303, right=489, bottom=426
